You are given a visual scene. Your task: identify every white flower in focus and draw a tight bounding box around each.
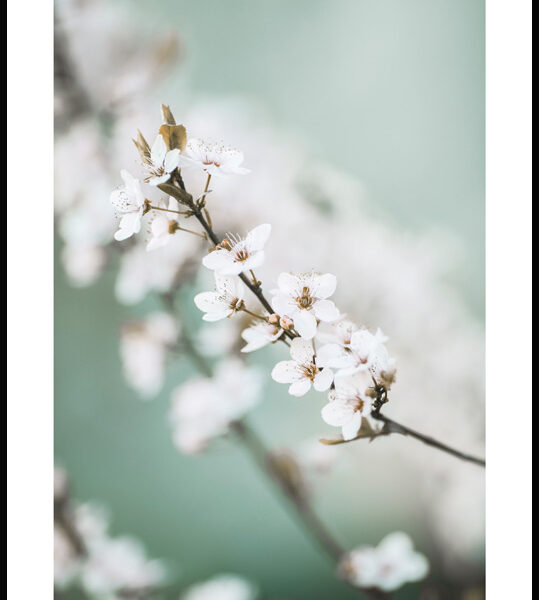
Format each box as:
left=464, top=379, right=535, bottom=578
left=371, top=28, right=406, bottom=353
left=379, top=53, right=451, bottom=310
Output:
left=318, top=327, right=396, bottom=387
left=341, top=532, right=429, bottom=592
left=321, top=376, right=373, bottom=440
left=182, top=574, right=257, bottom=600
left=241, top=320, right=283, bottom=353
left=178, top=138, right=250, bottom=177
left=146, top=197, right=180, bottom=251
left=81, top=536, right=166, bottom=597
left=110, top=170, right=146, bottom=241
left=272, top=272, right=340, bottom=339
left=170, top=360, right=262, bottom=454
left=194, top=273, right=245, bottom=321
left=119, top=312, right=179, bottom=398
left=202, top=224, right=271, bottom=276
left=271, top=338, right=333, bottom=397
left=145, top=134, right=181, bottom=186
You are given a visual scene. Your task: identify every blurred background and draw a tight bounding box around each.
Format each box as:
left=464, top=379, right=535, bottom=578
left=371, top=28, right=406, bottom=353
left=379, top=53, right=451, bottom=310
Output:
left=54, top=0, right=485, bottom=598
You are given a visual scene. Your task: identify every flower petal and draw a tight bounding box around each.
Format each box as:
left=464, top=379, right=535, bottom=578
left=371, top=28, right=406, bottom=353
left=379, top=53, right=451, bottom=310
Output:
left=277, top=272, right=299, bottom=296
left=289, top=337, right=314, bottom=363
left=150, top=135, right=167, bottom=166
left=164, top=149, right=181, bottom=173
left=321, top=399, right=354, bottom=427
left=313, top=299, right=340, bottom=322
left=202, top=250, right=234, bottom=272
left=313, top=367, right=334, bottom=391
left=288, top=379, right=312, bottom=397
left=245, top=224, right=271, bottom=252
left=342, top=411, right=363, bottom=440
left=313, top=273, right=337, bottom=299
left=271, top=360, right=301, bottom=384
left=194, top=291, right=226, bottom=314
left=293, top=310, right=318, bottom=339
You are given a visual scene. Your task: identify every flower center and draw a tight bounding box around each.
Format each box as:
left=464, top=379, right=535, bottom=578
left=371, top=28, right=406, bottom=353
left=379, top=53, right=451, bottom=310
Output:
left=234, top=248, right=250, bottom=262
left=301, top=363, right=318, bottom=381
left=296, top=287, right=313, bottom=310
left=354, top=396, right=365, bottom=412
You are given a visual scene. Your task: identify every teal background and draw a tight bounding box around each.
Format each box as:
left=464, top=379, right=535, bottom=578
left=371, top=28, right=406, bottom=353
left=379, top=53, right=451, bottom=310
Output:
left=55, top=1, right=484, bottom=598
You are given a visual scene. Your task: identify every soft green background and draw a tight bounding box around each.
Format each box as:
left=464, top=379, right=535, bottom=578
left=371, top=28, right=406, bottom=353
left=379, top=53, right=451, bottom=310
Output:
left=55, top=1, right=484, bottom=598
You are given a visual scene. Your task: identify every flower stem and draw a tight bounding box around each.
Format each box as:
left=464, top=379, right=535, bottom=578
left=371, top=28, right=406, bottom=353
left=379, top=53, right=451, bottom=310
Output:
left=371, top=411, right=486, bottom=467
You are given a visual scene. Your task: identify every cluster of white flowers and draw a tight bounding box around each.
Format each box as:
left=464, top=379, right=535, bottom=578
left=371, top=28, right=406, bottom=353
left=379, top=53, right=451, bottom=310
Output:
left=340, top=532, right=429, bottom=592
left=119, top=312, right=179, bottom=398
left=54, top=496, right=166, bottom=597
left=56, top=1, right=484, bottom=577
left=169, top=360, right=262, bottom=454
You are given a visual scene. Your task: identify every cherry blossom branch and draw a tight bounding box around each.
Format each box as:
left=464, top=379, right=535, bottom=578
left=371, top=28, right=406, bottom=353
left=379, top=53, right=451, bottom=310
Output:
left=159, top=293, right=385, bottom=598
left=158, top=177, right=295, bottom=341
left=371, top=410, right=486, bottom=467
left=321, top=408, right=485, bottom=468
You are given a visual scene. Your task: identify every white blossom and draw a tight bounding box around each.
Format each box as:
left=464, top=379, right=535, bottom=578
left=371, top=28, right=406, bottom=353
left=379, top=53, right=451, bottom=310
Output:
left=145, top=134, right=181, bottom=186
left=271, top=272, right=340, bottom=339
left=119, top=312, right=179, bottom=398
left=178, top=138, right=250, bottom=177
left=81, top=536, right=166, bottom=597
left=182, top=574, right=257, bottom=600
left=271, top=338, right=333, bottom=397
left=61, top=244, right=106, bottom=288
left=196, top=319, right=239, bottom=357
left=318, top=327, right=396, bottom=387
left=146, top=197, right=180, bottom=251
left=170, top=360, right=262, bottom=454
left=110, top=170, right=146, bottom=241
left=202, top=224, right=271, bottom=276
left=321, top=375, right=373, bottom=440
left=241, top=320, right=283, bottom=353
left=194, top=273, right=245, bottom=322
left=341, top=532, right=429, bottom=592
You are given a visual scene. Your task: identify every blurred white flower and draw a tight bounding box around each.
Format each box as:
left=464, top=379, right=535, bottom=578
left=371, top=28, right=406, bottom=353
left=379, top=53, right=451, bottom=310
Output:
left=178, top=138, right=250, bottom=177
left=147, top=197, right=181, bottom=251
left=110, top=170, right=146, bottom=241
left=321, top=375, right=373, bottom=440
left=81, top=536, right=166, bottom=597
left=296, top=438, right=339, bottom=475
left=115, top=233, right=200, bottom=305
left=316, top=318, right=359, bottom=347
left=341, top=532, right=429, bottom=592
left=61, top=244, right=106, bottom=288
left=271, top=272, right=340, bottom=339
left=119, top=312, right=179, bottom=398
left=194, top=273, right=245, bottom=321
left=318, top=327, right=396, bottom=386
left=202, top=224, right=271, bottom=276
left=196, top=319, right=239, bottom=357
left=241, top=320, right=283, bottom=353
left=271, top=338, right=333, bottom=397
left=54, top=526, right=80, bottom=589
left=170, top=359, right=262, bottom=454
left=182, top=574, right=257, bottom=600
left=145, top=135, right=181, bottom=186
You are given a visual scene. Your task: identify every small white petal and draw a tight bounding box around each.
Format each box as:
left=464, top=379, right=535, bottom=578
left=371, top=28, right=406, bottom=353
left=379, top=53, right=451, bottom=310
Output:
left=313, top=299, right=340, bottom=322
left=271, top=360, right=301, bottom=384
left=288, top=379, right=311, bottom=397
left=202, top=250, right=234, bottom=272
left=150, top=135, right=167, bottom=166
left=164, top=148, right=181, bottom=173
left=313, top=368, right=334, bottom=391
left=342, top=411, right=363, bottom=440
left=293, top=310, right=318, bottom=339
left=277, top=272, right=299, bottom=295
left=312, top=273, right=337, bottom=299
left=245, top=224, right=271, bottom=252
left=289, top=338, right=314, bottom=364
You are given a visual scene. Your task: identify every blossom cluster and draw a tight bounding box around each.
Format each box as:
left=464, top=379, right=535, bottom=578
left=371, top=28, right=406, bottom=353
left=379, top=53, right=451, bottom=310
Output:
left=110, top=106, right=397, bottom=446
left=54, top=469, right=166, bottom=597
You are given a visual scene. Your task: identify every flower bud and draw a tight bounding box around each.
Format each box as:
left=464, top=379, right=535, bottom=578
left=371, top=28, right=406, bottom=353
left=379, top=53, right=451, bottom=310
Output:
left=279, top=315, right=294, bottom=330
left=268, top=313, right=280, bottom=325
